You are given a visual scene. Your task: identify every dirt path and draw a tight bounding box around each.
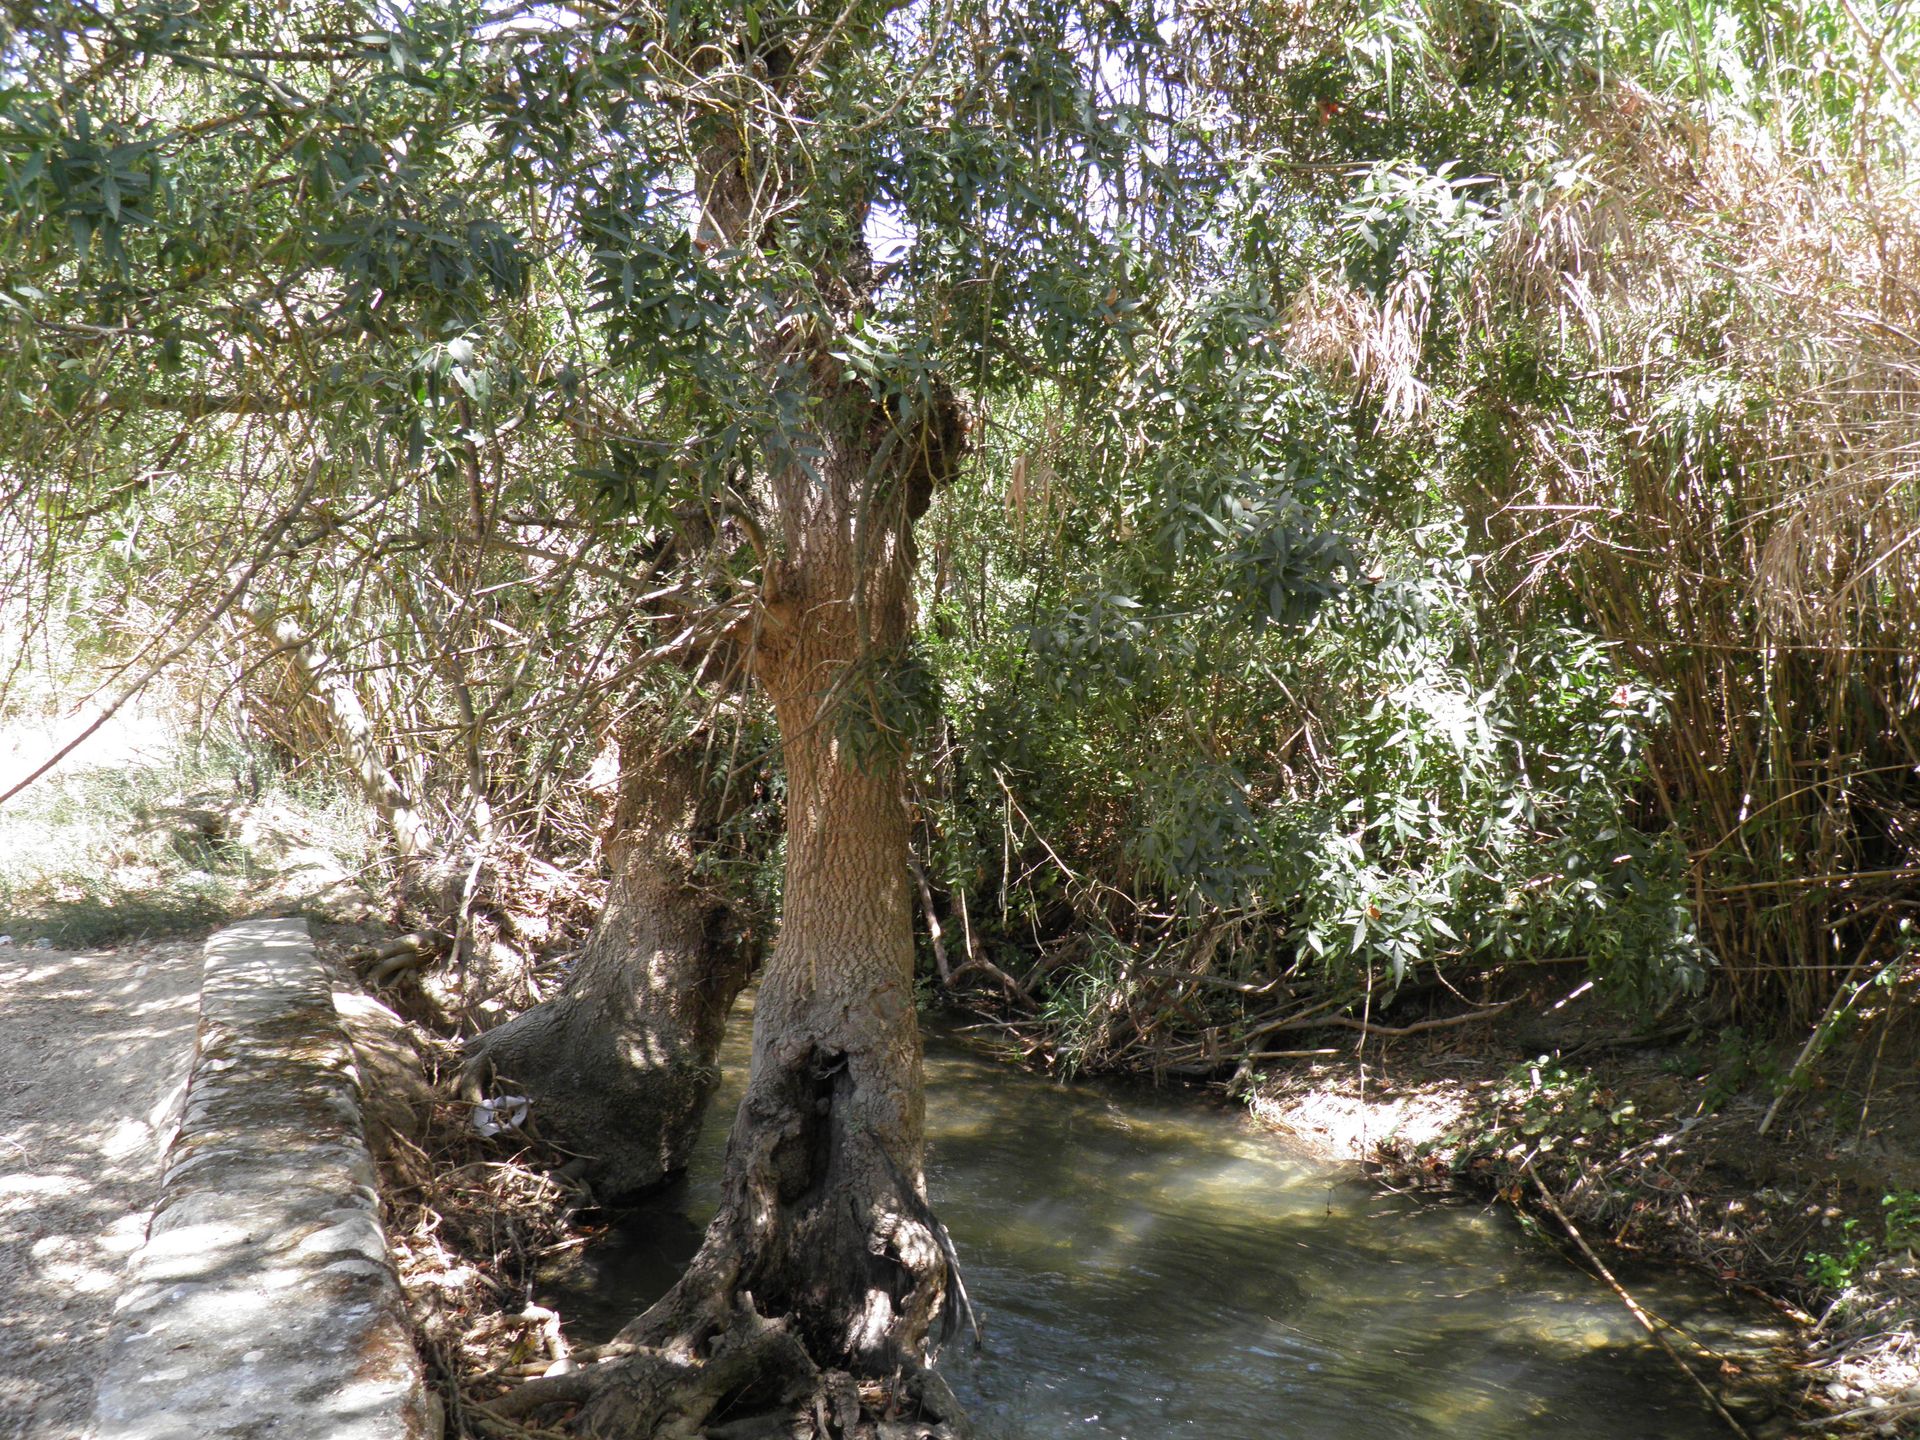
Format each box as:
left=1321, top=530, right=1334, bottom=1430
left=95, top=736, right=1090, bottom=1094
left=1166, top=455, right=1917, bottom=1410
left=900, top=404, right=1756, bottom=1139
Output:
left=0, top=939, right=202, bottom=1439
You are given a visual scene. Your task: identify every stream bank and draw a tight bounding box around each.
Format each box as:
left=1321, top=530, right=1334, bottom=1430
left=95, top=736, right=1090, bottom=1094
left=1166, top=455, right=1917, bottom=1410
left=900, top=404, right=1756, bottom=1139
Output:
left=362, top=946, right=1907, bottom=1439
left=1236, top=986, right=1920, bottom=1437
left=530, top=1013, right=1799, bottom=1440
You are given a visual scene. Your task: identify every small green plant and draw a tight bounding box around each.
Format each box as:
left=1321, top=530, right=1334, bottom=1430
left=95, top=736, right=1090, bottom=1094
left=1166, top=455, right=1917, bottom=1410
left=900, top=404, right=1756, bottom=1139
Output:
left=1038, top=933, right=1132, bottom=1077
left=1700, top=1027, right=1780, bottom=1114
left=1884, top=1190, right=1920, bottom=1253
left=1805, top=1219, right=1875, bottom=1290
left=1453, top=1055, right=1640, bottom=1162
left=1512, top=1059, right=1592, bottom=1137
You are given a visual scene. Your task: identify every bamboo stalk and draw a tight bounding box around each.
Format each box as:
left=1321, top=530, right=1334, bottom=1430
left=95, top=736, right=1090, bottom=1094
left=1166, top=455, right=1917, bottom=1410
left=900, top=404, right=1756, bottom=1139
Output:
left=1709, top=865, right=1920, bottom=896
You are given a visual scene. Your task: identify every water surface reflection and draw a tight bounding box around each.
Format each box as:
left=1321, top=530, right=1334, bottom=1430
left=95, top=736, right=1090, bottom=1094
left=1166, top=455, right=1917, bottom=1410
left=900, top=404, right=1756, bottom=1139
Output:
left=543, top=1017, right=1790, bottom=1439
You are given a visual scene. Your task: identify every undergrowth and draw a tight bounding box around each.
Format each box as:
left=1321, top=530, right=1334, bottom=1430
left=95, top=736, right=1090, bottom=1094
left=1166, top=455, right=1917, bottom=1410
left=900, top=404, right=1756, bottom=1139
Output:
left=0, top=728, right=376, bottom=946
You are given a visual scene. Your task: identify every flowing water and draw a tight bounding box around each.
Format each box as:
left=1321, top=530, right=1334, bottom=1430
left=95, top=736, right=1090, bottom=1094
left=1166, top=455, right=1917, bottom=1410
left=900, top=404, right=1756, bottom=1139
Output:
left=540, top=1014, right=1793, bottom=1439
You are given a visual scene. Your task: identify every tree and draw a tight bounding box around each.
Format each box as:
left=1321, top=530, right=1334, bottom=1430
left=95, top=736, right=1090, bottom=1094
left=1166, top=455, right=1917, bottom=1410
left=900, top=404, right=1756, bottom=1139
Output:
left=462, top=723, right=761, bottom=1199
left=0, top=0, right=1336, bottom=1430
left=440, top=5, right=1232, bottom=1427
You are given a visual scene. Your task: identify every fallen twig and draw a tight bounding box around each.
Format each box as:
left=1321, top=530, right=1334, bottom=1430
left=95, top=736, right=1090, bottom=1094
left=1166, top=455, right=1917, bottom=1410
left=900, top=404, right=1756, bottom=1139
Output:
left=910, top=857, right=954, bottom=987
left=465, top=1392, right=580, bottom=1438
left=1321, top=999, right=1516, bottom=1039
left=1525, top=1159, right=1755, bottom=1440
left=946, top=953, right=1036, bottom=1006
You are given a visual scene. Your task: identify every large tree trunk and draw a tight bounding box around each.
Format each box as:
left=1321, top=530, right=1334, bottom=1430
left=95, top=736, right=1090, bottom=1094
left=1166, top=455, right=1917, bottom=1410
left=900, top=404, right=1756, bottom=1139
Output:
left=464, top=732, right=754, bottom=1199
left=509, top=387, right=970, bottom=1440
left=494, top=34, right=972, bottom=1430
left=611, top=626, right=941, bottom=1350
left=563, top=680, right=968, bottom=1438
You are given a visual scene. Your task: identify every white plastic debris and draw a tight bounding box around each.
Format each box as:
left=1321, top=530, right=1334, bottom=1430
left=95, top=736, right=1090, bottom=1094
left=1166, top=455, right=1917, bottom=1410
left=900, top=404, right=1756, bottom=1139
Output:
left=471, top=1095, right=531, bottom=1137
left=0, top=936, right=11, bottom=947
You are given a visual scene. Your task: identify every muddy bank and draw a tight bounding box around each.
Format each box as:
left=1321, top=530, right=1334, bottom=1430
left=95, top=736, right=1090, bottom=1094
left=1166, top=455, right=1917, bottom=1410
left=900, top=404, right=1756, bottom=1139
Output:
left=1240, top=990, right=1920, bottom=1437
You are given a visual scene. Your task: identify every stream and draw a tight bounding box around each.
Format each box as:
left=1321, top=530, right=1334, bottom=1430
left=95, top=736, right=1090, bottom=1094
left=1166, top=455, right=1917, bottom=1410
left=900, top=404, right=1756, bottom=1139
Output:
left=540, top=1014, right=1794, bottom=1439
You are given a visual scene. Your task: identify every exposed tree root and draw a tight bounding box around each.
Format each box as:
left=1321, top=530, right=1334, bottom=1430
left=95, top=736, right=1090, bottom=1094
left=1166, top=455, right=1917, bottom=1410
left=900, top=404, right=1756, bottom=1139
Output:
left=485, top=1027, right=977, bottom=1440
left=493, top=1295, right=971, bottom=1440
left=350, top=929, right=455, bottom=989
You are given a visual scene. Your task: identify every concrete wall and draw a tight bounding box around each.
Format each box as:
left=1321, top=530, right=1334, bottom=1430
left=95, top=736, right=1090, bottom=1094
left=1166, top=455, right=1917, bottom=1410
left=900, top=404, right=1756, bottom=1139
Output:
left=93, top=918, right=434, bottom=1440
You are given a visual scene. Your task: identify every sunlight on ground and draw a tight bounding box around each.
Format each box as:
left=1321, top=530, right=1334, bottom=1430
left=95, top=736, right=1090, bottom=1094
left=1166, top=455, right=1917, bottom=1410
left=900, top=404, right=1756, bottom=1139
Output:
left=0, top=938, right=203, bottom=1437
left=1248, top=1077, right=1475, bottom=1159
left=0, top=694, right=379, bottom=948
left=0, top=699, right=184, bottom=795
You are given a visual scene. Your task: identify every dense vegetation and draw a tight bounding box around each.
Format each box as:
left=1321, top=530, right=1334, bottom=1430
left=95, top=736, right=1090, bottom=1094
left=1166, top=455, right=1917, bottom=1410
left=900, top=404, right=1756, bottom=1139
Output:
left=7, top=0, right=1915, bottom=1045
left=2, top=0, right=1918, bottom=1429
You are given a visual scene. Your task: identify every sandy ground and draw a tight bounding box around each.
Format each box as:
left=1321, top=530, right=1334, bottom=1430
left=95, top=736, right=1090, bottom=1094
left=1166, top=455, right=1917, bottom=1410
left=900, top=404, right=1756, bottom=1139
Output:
left=0, top=940, right=201, bottom=1438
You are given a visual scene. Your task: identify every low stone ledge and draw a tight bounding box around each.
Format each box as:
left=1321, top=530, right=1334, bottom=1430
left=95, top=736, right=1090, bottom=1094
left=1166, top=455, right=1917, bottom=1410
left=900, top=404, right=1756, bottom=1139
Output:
left=94, top=918, right=434, bottom=1440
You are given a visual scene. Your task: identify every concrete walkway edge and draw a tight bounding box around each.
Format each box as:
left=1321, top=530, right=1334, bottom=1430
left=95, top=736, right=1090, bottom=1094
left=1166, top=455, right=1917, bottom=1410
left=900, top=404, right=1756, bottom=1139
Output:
left=92, top=918, right=434, bottom=1440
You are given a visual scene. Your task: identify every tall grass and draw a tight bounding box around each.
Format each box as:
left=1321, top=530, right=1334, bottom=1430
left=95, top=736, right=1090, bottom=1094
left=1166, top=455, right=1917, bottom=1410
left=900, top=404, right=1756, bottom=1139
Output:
left=1458, top=65, right=1920, bottom=1020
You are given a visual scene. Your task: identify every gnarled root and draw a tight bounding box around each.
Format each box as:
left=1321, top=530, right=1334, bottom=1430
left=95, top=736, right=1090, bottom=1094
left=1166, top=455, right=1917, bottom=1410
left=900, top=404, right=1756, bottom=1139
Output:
left=510, top=1032, right=977, bottom=1440
left=494, top=1297, right=971, bottom=1440
left=348, top=929, right=453, bottom=990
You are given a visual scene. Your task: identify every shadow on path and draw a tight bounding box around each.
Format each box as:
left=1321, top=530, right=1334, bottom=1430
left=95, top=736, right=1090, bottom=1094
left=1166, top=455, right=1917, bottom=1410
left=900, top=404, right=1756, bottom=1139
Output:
left=0, top=941, right=200, bottom=1439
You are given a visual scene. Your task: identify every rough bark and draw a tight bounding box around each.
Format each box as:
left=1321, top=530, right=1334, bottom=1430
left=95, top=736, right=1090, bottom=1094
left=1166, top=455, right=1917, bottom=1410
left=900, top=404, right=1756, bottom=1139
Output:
left=464, top=732, right=754, bottom=1199
left=510, top=35, right=973, bottom=1433
left=533, top=380, right=970, bottom=1440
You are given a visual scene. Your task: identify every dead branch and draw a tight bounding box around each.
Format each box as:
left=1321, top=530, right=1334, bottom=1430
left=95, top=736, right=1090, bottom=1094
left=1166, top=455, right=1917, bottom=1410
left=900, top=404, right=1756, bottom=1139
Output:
left=1319, top=999, right=1516, bottom=1038
left=1525, top=1160, right=1755, bottom=1440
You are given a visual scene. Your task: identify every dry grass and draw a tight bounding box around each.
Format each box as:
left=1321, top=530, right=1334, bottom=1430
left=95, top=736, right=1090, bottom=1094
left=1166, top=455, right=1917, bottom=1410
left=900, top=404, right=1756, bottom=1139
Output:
left=1806, top=1257, right=1920, bottom=1434
left=1457, top=79, right=1920, bottom=1020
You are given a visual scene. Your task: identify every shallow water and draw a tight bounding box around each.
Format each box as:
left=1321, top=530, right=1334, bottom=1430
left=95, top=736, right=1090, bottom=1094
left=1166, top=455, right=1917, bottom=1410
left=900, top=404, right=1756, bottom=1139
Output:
left=541, top=1015, right=1791, bottom=1440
